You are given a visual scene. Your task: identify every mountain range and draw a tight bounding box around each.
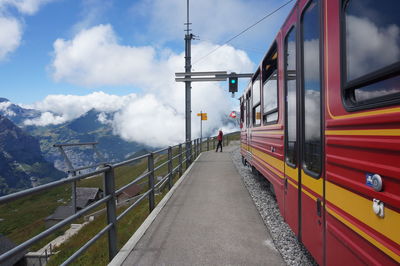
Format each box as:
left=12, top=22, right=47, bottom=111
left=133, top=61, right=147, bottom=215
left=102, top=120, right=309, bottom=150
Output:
left=0, top=115, right=65, bottom=195
left=0, top=97, right=237, bottom=194
left=0, top=98, right=150, bottom=194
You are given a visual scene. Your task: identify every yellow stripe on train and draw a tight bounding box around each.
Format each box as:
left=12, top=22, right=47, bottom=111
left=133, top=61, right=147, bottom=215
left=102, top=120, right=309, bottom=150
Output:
left=325, top=129, right=400, bottom=136
left=250, top=147, right=284, bottom=176
left=327, top=207, right=400, bottom=263
left=326, top=181, right=400, bottom=254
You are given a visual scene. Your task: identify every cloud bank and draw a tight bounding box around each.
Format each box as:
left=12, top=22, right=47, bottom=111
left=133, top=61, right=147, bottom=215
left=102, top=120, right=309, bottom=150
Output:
left=25, top=24, right=253, bottom=147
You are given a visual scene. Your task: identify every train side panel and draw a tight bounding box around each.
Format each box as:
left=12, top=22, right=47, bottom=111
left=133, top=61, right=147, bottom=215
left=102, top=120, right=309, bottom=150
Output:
left=324, top=0, right=400, bottom=265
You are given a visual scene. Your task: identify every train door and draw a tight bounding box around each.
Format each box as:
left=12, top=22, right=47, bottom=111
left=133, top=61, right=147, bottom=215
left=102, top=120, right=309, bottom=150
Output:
left=283, top=6, right=299, bottom=236
left=298, top=0, right=324, bottom=264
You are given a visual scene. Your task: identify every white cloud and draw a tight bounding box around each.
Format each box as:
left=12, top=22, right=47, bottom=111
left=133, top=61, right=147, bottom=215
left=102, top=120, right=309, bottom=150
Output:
left=112, top=94, right=184, bottom=147
left=0, top=101, right=15, bottom=116
left=51, top=24, right=157, bottom=87
left=23, top=91, right=137, bottom=124
left=346, top=15, right=400, bottom=80
left=23, top=111, right=65, bottom=126
left=0, top=0, right=56, bottom=60
left=41, top=24, right=254, bottom=146
left=0, top=16, right=22, bottom=60
left=0, top=0, right=53, bottom=14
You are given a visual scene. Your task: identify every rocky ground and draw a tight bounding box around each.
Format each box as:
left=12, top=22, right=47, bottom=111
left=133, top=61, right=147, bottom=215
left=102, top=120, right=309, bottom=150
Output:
left=230, top=145, right=317, bottom=266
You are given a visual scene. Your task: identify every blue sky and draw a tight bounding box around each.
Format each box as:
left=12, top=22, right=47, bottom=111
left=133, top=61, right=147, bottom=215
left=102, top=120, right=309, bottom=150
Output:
left=0, top=0, right=294, bottom=145
left=0, top=0, right=294, bottom=104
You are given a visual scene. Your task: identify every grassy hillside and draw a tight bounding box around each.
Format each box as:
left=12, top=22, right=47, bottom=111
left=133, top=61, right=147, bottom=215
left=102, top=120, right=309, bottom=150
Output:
left=0, top=146, right=187, bottom=264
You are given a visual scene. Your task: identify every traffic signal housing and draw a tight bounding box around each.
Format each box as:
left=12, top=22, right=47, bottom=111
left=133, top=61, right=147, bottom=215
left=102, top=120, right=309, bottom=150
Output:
left=229, top=76, right=238, bottom=93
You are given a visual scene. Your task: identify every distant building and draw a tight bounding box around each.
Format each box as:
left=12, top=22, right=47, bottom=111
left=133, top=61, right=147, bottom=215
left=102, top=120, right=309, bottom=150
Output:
left=45, top=187, right=103, bottom=227
left=117, top=184, right=141, bottom=203
left=0, top=234, right=27, bottom=266
left=45, top=206, right=74, bottom=228
left=72, top=187, right=103, bottom=209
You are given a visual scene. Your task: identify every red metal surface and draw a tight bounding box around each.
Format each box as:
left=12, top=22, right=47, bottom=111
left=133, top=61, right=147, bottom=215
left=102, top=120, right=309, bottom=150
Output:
left=239, top=0, right=400, bottom=264
left=326, top=210, right=398, bottom=266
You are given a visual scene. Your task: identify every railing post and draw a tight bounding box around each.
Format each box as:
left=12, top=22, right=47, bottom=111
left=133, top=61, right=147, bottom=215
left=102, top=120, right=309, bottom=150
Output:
left=148, top=153, right=155, bottom=212
left=168, top=146, right=173, bottom=189
left=186, top=141, right=191, bottom=166
left=198, top=138, right=201, bottom=155
left=192, top=140, right=194, bottom=160
left=104, top=165, right=118, bottom=261
left=195, top=139, right=198, bottom=158
left=213, top=137, right=215, bottom=150
left=179, top=144, right=183, bottom=176
left=207, top=137, right=209, bottom=151
left=185, top=141, right=189, bottom=169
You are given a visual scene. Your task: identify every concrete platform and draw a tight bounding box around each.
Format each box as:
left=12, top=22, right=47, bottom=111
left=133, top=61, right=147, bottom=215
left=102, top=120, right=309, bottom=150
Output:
left=111, top=145, right=285, bottom=265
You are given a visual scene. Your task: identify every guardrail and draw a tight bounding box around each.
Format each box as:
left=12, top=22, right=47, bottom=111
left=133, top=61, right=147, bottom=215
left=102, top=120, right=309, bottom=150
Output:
left=0, top=132, right=238, bottom=265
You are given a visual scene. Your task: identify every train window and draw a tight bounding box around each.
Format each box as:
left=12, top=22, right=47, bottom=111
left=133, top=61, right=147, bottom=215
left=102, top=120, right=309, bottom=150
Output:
left=342, top=0, right=400, bottom=108
left=301, top=0, right=322, bottom=177
left=252, top=74, right=261, bottom=126
left=246, top=91, right=251, bottom=127
left=285, top=27, right=297, bottom=167
left=262, top=43, right=278, bottom=125
left=253, top=105, right=261, bottom=125
left=240, top=98, right=245, bottom=125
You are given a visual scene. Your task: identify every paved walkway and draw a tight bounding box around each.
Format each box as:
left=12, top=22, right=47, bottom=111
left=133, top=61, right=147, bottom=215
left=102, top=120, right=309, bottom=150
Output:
left=113, top=145, right=284, bottom=265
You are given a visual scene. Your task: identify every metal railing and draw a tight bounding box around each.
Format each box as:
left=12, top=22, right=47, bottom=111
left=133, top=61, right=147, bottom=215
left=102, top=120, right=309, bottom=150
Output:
left=0, top=132, right=239, bottom=265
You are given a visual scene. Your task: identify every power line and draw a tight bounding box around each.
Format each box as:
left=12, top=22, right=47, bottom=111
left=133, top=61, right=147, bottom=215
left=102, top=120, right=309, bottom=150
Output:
left=192, top=0, right=294, bottom=65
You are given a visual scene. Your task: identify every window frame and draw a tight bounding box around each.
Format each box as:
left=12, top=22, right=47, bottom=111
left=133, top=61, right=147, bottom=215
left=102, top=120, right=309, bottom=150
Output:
left=252, top=71, right=262, bottom=127
left=262, top=43, right=279, bottom=125
left=300, top=0, right=323, bottom=179
left=284, top=26, right=297, bottom=169
left=246, top=90, right=251, bottom=128
left=341, top=0, right=400, bottom=111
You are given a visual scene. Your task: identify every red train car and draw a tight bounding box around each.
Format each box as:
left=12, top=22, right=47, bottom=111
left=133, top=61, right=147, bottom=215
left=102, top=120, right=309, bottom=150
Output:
left=239, top=0, right=400, bottom=265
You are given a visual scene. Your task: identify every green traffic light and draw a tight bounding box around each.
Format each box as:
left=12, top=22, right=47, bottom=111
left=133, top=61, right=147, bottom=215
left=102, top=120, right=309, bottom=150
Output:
left=231, top=79, right=236, bottom=84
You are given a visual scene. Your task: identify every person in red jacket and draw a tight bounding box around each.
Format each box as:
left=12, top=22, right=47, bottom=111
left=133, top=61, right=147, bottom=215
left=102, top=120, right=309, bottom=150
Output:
left=216, top=130, right=223, bottom=152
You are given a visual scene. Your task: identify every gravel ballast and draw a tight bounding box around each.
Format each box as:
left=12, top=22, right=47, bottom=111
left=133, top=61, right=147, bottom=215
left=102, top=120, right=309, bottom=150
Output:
left=230, top=146, right=317, bottom=266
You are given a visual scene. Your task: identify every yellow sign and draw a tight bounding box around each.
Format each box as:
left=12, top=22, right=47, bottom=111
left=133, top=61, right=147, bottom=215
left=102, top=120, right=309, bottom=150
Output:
left=197, top=113, right=207, bottom=120
left=202, top=114, right=207, bottom=120
left=256, top=112, right=261, bottom=120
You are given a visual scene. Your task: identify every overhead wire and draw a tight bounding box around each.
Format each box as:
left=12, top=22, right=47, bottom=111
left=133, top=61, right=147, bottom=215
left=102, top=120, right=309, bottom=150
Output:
left=192, top=0, right=295, bottom=65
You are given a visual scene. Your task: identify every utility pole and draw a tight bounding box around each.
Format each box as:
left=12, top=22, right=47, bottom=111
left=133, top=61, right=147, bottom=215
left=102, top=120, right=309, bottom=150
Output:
left=185, top=0, right=194, bottom=163
left=200, top=111, right=203, bottom=141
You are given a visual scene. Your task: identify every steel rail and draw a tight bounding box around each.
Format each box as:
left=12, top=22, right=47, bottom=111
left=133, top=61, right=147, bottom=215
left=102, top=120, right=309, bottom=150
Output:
left=0, top=195, right=112, bottom=263
left=71, top=162, right=106, bottom=172
left=116, top=190, right=152, bottom=221
left=115, top=171, right=150, bottom=195
left=112, top=153, right=149, bottom=168
left=157, top=176, right=170, bottom=190
left=155, top=174, right=170, bottom=188
left=172, top=165, right=180, bottom=174
left=153, top=146, right=169, bottom=154
left=0, top=134, right=237, bottom=264
left=53, top=142, right=98, bottom=147
left=0, top=167, right=109, bottom=204
left=172, top=153, right=181, bottom=160
left=153, top=160, right=168, bottom=172
left=61, top=223, right=113, bottom=266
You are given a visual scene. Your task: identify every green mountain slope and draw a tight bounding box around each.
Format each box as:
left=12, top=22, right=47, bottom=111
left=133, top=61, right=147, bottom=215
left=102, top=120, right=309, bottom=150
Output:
left=0, top=116, right=65, bottom=196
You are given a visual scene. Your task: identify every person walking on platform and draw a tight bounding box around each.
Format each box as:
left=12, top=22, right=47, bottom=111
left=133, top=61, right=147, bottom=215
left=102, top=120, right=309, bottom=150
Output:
left=216, top=130, right=223, bottom=152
